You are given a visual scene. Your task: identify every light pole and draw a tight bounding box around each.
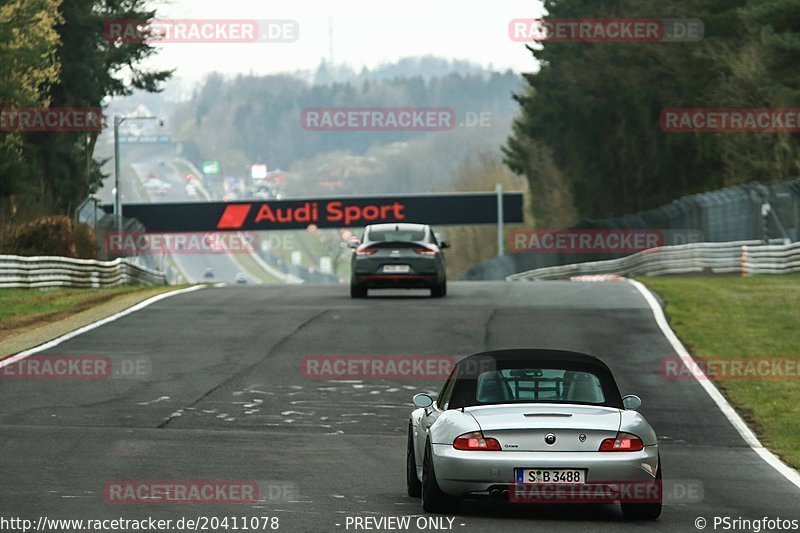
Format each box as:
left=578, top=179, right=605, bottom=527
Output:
left=114, top=115, right=162, bottom=232
left=496, top=183, right=505, bottom=257
left=89, top=194, right=99, bottom=235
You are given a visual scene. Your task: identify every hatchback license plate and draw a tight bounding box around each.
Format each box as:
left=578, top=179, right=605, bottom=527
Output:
left=516, top=469, right=585, bottom=484
left=382, top=265, right=410, bottom=273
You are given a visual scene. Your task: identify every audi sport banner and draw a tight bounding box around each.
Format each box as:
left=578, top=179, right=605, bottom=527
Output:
left=102, top=193, right=524, bottom=232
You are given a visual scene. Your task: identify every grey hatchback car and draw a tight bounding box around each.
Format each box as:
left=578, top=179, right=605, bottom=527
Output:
left=350, top=223, right=449, bottom=298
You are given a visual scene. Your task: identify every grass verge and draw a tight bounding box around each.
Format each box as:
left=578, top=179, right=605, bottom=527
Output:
left=640, top=274, right=800, bottom=468
left=0, top=285, right=188, bottom=359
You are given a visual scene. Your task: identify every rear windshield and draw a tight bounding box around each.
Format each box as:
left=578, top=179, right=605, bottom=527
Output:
left=475, top=368, right=605, bottom=404
left=367, top=228, right=426, bottom=242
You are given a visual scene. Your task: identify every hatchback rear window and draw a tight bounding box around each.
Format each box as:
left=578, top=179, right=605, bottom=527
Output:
left=367, top=228, right=426, bottom=242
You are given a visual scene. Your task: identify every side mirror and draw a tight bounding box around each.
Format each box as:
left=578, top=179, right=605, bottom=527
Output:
left=622, top=395, right=642, bottom=411
left=348, top=240, right=360, bottom=249
left=439, top=240, right=450, bottom=249
left=412, top=393, right=434, bottom=408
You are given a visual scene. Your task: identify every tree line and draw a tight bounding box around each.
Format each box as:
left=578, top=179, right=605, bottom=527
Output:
left=171, top=68, right=521, bottom=174
left=504, top=0, right=800, bottom=227
left=0, top=0, right=170, bottom=221
left=5, top=0, right=797, bottom=233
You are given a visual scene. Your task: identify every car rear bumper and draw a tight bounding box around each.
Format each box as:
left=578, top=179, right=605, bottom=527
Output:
left=352, top=274, right=439, bottom=289
left=431, top=444, right=659, bottom=498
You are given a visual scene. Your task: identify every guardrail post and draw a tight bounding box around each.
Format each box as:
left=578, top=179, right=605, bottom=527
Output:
left=740, top=245, right=749, bottom=277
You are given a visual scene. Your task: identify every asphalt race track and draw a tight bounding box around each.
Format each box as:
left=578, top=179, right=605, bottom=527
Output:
left=1, top=282, right=798, bottom=533
left=128, top=160, right=262, bottom=286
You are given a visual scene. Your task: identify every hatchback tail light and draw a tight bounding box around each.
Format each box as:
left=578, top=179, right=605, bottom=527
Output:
left=598, top=432, right=645, bottom=452
left=355, top=248, right=378, bottom=256
left=414, top=248, right=437, bottom=256
left=453, top=431, right=502, bottom=451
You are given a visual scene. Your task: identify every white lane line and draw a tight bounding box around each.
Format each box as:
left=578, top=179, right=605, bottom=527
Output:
left=628, top=278, right=800, bottom=490
left=0, top=285, right=205, bottom=369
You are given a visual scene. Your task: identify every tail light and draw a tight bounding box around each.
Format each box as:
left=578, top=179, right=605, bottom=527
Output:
left=598, top=432, right=644, bottom=452
left=414, top=248, right=437, bottom=256
left=453, top=431, right=502, bottom=451
left=355, top=248, right=378, bottom=256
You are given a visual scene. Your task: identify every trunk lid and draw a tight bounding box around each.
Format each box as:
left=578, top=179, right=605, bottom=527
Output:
left=467, top=404, right=621, bottom=452
left=365, top=241, right=434, bottom=259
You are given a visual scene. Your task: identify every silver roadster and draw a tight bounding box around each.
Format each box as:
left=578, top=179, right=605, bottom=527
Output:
left=407, top=349, right=661, bottom=520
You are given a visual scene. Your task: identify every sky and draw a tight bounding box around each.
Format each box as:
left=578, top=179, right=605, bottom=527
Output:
left=141, top=0, right=546, bottom=83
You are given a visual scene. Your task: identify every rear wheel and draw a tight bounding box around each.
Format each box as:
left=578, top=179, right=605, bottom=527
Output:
left=421, top=442, right=458, bottom=513
left=406, top=425, right=421, bottom=497
left=431, top=281, right=446, bottom=298
left=621, top=457, right=662, bottom=520
left=350, top=284, right=367, bottom=298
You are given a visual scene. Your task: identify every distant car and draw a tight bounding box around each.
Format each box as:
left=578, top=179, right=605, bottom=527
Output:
left=143, top=178, right=172, bottom=196
left=254, top=186, right=281, bottom=200
left=235, top=272, right=248, bottom=284
left=407, top=349, right=661, bottom=520
left=203, top=268, right=214, bottom=279
left=350, top=223, right=449, bottom=298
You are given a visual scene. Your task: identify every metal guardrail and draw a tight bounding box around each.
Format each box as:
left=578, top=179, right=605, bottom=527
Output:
left=0, top=255, right=167, bottom=288
left=507, top=240, right=800, bottom=281
left=462, top=178, right=800, bottom=281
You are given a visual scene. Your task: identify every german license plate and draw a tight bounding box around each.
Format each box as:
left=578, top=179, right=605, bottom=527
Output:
left=382, top=265, right=410, bottom=273
left=516, top=469, right=586, bottom=484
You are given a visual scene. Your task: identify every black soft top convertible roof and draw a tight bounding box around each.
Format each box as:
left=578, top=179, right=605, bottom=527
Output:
left=448, top=349, right=624, bottom=409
